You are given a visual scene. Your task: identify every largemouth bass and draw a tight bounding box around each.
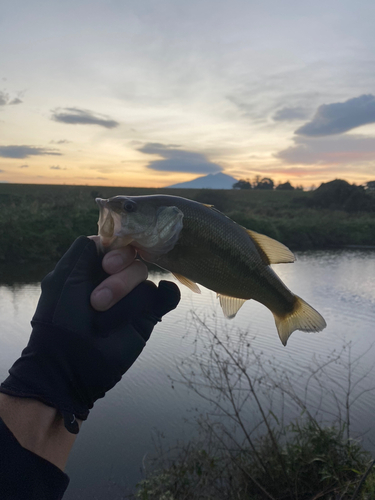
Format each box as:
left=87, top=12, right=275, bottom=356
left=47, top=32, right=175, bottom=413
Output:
left=96, top=195, right=326, bottom=345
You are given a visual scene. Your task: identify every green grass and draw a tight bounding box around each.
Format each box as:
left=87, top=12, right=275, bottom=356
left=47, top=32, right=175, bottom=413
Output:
left=135, top=421, right=375, bottom=500
left=0, top=183, right=374, bottom=262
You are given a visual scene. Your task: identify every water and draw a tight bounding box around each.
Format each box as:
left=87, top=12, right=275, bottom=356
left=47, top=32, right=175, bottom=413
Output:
left=1, top=249, right=375, bottom=499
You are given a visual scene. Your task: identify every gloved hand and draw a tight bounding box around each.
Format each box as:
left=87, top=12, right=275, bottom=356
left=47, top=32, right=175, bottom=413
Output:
left=0, top=236, right=180, bottom=434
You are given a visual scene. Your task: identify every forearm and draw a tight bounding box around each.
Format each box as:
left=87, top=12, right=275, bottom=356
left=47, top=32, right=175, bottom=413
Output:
left=0, top=393, right=79, bottom=471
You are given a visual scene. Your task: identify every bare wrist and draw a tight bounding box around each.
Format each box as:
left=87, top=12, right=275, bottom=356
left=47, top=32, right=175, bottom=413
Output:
left=0, top=393, right=80, bottom=470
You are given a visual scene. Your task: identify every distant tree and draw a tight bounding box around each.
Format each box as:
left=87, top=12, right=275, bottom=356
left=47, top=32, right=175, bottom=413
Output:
left=254, top=177, right=274, bottom=190
left=311, top=179, right=374, bottom=212
left=276, top=181, right=295, bottom=191
left=233, top=179, right=252, bottom=189
left=365, top=180, right=375, bottom=190
left=253, top=175, right=262, bottom=186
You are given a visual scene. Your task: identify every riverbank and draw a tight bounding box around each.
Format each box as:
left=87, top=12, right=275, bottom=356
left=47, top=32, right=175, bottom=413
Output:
left=1, top=183, right=374, bottom=262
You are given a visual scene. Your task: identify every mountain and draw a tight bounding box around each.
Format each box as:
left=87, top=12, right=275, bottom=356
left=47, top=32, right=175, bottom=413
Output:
left=167, top=172, right=238, bottom=189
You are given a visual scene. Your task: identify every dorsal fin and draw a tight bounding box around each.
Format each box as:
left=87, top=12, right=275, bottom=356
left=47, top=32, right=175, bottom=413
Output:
left=218, top=294, right=247, bottom=318
left=172, top=273, right=201, bottom=294
left=245, top=229, right=295, bottom=265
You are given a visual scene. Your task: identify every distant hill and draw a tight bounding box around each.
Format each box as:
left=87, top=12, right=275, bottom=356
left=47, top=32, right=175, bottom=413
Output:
left=167, top=172, right=238, bottom=189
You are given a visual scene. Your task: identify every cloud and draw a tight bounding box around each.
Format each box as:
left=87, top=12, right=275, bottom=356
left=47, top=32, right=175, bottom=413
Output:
left=273, top=107, right=311, bottom=122
left=50, top=165, right=66, bottom=170
left=50, top=139, right=71, bottom=144
left=275, top=134, right=375, bottom=165
left=295, top=94, right=375, bottom=137
left=0, top=92, right=8, bottom=106
left=0, top=145, right=61, bottom=159
left=9, top=97, right=22, bottom=105
left=51, top=107, right=119, bottom=129
left=0, top=91, right=22, bottom=106
left=19, top=164, right=29, bottom=168
left=139, top=143, right=223, bottom=173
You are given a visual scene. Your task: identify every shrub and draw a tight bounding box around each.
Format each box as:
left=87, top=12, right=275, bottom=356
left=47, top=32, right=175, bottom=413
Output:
left=311, top=180, right=375, bottom=212
left=276, top=181, right=295, bottom=191
left=233, top=179, right=252, bottom=190
left=136, top=319, right=375, bottom=500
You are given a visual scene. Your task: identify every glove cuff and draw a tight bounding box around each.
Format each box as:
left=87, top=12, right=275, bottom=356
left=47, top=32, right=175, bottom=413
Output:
left=0, top=383, right=86, bottom=435
left=0, top=322, right=124, bottom=433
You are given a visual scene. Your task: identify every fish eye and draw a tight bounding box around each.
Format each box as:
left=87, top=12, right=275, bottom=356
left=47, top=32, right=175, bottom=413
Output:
left=123, top=200, right=137, bottom=213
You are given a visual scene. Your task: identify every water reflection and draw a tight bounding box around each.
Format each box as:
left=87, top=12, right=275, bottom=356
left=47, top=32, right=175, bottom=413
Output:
left=0, top=249, right=375, bottom=499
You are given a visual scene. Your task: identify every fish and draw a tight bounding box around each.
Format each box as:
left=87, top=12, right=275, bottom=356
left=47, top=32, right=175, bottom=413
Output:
left=95, top=194, right=326, bottom=345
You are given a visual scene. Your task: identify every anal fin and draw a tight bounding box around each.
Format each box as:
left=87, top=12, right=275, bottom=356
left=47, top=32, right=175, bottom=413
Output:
left=218, top=294, right=247, bottom=318
left=172, top=273, right=201, bottom=294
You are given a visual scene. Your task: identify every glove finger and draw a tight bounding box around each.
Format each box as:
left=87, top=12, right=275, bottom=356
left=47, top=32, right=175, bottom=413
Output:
left=154, top=280, right=181, bottom=317
left=94, top=280, right=159, bottom=335
left=63, top=237, right=103, bottom=284
left=95, top=280, right=180, bottom=340
left=34, top=237, right=104, bottom=325
left=93, top=324, right=147, bottom=378
left=129, top=281, right=180, bottom=342
left=41, top=237, right=101, bottom=289
left=94, top=280, right=180, bottom=339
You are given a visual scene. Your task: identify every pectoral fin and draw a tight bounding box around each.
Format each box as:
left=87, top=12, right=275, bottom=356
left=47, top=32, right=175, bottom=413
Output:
left=218, top=294, right=247, bottom=318
left=172, top=273, right=201, bottom=294
left=245, top=229, right=295, bottom=265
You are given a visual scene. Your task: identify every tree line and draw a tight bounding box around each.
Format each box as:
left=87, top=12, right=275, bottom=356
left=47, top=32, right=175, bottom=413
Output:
left=233, top=176, right=303, bottom=190
left=233, top=176, right=375, bottom=192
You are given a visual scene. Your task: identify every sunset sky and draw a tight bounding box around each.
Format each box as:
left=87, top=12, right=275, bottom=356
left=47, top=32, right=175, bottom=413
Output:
left=1, top=0, right=375, bottom=188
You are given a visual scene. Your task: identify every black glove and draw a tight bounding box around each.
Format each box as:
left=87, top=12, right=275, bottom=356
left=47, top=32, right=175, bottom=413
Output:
left=0, top=237, right=180, bottom=433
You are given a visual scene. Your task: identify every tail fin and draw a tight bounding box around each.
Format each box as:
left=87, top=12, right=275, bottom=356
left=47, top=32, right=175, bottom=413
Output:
left=274, top=295, right=326, bottom=346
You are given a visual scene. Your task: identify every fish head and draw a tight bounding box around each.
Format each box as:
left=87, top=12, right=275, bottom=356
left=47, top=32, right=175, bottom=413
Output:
left=96, top=195, right=184, bottom=259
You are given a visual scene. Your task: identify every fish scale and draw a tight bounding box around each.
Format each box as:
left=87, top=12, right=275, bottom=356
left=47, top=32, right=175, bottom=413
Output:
left=96, top=194, right=327, bottom=345
left=154, top=199, right=294, bottom=312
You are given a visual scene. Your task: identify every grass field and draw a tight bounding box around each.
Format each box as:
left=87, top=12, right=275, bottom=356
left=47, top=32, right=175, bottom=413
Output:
left=0, top=183, right=374, bottom=262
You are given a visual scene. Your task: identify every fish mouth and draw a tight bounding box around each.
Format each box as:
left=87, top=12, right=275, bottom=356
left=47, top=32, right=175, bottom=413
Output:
left=95, top=197, right=107, bottom=209
left=95, top=198, right=126, bottom=249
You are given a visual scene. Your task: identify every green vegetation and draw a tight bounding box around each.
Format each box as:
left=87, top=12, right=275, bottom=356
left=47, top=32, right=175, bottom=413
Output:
left=234, top=176, right=276, bottom=190
left=0, top=180, right=374, bottom=262
left=135, top=317, right=375, bottom=499
left=136, top=424, right=375, bottom=499
left=276, top=181, right=295, bottom=190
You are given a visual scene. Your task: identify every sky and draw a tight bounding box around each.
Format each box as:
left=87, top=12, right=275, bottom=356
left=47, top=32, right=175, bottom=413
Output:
left=1, top=0, right=375, bottom=188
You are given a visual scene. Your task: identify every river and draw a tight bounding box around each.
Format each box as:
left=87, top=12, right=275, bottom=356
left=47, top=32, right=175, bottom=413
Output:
left=0, top=248, right=374, bottom=499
